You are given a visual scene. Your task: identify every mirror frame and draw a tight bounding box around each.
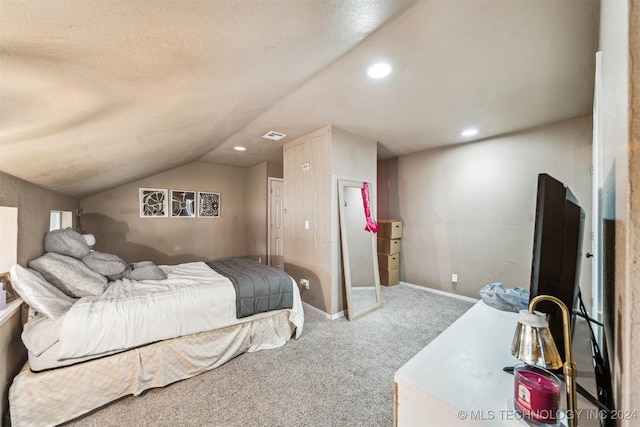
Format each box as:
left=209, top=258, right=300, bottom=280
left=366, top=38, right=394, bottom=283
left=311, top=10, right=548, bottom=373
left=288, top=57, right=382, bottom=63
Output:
left=337, top=179, right=382, bottom=320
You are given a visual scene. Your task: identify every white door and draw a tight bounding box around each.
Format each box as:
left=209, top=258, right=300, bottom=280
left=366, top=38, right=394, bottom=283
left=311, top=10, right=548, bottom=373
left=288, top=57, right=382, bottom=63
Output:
left=268, top=178, right=284, bottom=270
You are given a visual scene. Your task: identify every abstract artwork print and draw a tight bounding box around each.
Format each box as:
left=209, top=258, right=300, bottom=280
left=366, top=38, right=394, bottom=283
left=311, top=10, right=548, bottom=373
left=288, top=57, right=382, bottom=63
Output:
left=171, top=190, right=197, bottom=217
left=198, top=192, right=220, bottom=218
left=139, top=188, right=168, bottom=218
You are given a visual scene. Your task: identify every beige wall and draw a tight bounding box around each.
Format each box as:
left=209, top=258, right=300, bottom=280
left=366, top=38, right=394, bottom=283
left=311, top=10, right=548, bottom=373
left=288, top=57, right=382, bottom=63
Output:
left=246, top=162, right=283, bottom=263
left=377, top=160, right=391, bottom=220
left=80, top=162, right=247, bottom=265
left=377, top=157, right=400, bottom=222
left=629, top=2, right=640, bottom=417
left=627, top=0, right=640, bottom=415
left=283, top=126, right=333, bottom=313
left=0, top=171, right=79, bottom=421
left=600, top=0, right=640, bottom=416
left=0, top=171, right=79, bottom=265
left=381, top=117, right=593, bottom=300
left=283, top=125, right=376, bottom=315
left=331, top=127, right=377, bottom=313
left=266, top=162, right=283, bottom=180
left=246, top=162, right=268, bottom=263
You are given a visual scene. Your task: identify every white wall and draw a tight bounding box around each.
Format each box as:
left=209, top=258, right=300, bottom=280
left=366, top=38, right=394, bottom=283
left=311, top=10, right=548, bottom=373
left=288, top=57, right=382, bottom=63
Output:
left=0, top=207, right=17, bottom=273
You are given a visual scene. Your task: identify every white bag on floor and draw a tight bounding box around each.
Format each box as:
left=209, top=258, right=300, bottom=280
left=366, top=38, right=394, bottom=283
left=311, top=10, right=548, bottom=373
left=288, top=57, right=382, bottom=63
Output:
left=479, top=282, right=529, bottom=312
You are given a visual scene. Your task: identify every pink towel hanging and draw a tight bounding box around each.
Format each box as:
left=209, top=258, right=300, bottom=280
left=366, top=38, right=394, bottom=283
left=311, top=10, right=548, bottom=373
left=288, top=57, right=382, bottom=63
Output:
left=361, top=182, right=378, bottom=233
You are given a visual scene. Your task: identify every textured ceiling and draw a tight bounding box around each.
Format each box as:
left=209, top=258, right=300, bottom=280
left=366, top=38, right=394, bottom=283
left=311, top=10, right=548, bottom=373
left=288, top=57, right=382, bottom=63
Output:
left=0, top=0, right=599, bottom=198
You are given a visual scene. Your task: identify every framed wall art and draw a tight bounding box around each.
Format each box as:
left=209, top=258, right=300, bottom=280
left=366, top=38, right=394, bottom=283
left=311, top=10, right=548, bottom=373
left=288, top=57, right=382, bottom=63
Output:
left=171, top=190, right=197, bottom=217
left=139, top=188, right=168, bottom=218
left=198, top=192, right=220, bottom=218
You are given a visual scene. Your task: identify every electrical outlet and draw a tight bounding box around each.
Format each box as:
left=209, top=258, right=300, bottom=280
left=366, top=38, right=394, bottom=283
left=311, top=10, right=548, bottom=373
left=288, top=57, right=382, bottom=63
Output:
left=451, top=274, right=458, bottom=283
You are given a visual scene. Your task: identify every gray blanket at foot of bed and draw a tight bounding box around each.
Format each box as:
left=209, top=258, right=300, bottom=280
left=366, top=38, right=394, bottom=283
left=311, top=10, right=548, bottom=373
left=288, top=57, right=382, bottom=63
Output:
left=207, top=258, right=293, bottom=319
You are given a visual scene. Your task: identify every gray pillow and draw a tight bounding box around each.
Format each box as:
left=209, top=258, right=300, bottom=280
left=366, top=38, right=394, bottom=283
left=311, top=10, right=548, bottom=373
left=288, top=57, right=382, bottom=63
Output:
left=28, top=253, right=108, bottom=298
left=83, top=251, right=128, bottom=276
left=44, top=229, right=91, bottom=259
left=131, top=261, right=154, bottom=269
left=128, top=264, right=167, bottom=281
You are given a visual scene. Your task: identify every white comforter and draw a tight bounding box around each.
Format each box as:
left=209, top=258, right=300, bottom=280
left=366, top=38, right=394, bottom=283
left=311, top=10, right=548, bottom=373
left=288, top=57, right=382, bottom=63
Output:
left=56, top=262, right=304, bottom=360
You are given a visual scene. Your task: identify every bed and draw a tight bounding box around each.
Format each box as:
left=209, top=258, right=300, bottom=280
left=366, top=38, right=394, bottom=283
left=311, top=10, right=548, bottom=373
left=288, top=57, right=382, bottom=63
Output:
left=7, top=232, right=304, bottom=427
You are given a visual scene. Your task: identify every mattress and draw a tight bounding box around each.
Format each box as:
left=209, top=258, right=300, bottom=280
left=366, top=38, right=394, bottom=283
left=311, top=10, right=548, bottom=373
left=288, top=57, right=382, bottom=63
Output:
left=21, top=261, right=304, bottom=369
left=10, top=309, right=298, bottom=427
left=26, top=304, right=300, bottom=372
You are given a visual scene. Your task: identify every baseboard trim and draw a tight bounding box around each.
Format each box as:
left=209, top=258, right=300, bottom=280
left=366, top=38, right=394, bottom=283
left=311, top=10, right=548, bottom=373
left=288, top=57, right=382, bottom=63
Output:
left=399, top=282, right=479, bottom=304
left=302, top=301, right=345, bottom=320
left=301, top=284, right=476, bottom=319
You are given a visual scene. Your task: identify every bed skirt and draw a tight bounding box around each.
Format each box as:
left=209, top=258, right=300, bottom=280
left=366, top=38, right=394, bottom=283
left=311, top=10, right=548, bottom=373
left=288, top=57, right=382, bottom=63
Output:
left=9, top=309, right=296, bottom=427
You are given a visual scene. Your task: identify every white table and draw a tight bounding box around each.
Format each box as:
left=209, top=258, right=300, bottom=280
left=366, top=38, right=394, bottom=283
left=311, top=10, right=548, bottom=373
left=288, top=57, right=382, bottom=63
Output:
left=394, top=300, right=599, bottom=427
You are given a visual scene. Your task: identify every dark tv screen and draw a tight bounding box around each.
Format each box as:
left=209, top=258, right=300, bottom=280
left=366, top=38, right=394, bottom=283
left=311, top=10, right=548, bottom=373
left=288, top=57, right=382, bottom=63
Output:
left=529, top=173, right=585, bottom=360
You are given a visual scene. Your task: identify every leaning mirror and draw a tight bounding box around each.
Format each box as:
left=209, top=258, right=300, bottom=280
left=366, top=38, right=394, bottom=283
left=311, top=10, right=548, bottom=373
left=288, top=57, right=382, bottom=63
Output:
left=338, top=179, right=382, bottom=320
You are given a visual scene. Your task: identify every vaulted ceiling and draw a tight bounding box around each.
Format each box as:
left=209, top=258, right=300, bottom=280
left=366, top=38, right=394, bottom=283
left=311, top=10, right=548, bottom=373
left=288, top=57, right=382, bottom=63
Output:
left=0, top=0, right=599, bottom=198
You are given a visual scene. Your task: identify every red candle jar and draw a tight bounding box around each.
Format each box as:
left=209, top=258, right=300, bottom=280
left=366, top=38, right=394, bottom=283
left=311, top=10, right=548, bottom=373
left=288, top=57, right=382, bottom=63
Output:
left=514, top=364, right=561, bottom=424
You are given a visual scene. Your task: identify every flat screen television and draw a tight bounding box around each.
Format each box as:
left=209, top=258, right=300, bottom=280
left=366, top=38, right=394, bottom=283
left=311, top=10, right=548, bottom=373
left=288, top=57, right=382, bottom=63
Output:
left=529, top=173, right=585, bottom=361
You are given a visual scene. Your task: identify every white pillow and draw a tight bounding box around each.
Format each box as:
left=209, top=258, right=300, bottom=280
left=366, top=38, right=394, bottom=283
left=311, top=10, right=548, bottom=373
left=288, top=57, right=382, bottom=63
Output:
left=9, top=264, right=76, bottom=319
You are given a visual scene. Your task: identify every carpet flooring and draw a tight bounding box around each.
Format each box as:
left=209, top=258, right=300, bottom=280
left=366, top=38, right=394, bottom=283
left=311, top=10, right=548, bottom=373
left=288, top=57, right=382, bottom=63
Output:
left=67, top=284, right=475, bottom=427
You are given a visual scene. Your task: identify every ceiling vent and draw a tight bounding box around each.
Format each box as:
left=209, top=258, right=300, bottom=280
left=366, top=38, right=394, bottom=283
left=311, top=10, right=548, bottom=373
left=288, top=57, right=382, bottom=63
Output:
left=262, top=131, right=287, bottom=141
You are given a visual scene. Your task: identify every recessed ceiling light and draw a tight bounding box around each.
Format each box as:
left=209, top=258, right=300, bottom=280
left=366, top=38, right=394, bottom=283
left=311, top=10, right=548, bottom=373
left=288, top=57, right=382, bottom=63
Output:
left=461, top=128, right=479, bottom=137
left=366, top=62, right=393, bottom=79
left=233, top=146, right=246, bottom=151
